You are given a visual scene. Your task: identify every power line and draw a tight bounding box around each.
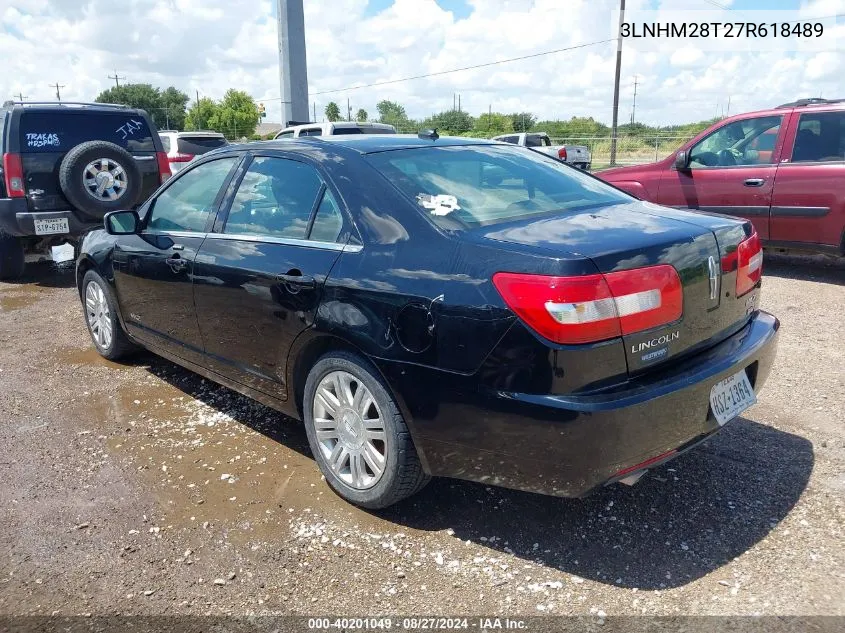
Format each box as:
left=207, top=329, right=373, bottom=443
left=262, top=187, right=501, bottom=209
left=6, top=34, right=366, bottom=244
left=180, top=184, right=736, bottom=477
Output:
left=701, top=0, right=732, bottom=9
left=297, top=38, right=616, bottom=98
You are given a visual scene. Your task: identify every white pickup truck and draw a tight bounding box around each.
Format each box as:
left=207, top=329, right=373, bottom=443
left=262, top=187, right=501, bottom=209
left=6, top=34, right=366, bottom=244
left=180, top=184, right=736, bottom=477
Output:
left=492, top=132, right=591, bottom=171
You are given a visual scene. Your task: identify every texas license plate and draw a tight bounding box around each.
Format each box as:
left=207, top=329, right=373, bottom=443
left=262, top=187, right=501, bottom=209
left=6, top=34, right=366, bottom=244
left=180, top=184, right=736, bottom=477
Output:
left=709, top=370, right=756, bottom=426
left=34, top=218, right=69, bottom=235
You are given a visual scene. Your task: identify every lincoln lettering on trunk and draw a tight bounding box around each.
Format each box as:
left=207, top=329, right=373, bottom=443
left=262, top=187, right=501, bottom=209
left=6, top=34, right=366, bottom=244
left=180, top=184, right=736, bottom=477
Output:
left=632, top=331, right=680, bottom=354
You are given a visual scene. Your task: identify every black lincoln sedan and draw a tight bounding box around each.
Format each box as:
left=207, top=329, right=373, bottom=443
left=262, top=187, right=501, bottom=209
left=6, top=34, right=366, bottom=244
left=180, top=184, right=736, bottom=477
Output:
left=76, top=134, right=779, bottom=508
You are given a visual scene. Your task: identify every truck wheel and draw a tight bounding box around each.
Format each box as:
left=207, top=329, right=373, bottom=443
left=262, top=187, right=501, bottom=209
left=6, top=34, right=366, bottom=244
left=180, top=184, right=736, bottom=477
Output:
left=59, top=141, right=142, bottom=220
left=0, top=235, right=25, bottom=280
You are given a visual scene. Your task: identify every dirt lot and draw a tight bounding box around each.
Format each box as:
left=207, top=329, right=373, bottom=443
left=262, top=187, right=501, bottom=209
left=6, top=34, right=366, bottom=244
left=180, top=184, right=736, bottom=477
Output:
left=0, top=255, right=843, bottom=622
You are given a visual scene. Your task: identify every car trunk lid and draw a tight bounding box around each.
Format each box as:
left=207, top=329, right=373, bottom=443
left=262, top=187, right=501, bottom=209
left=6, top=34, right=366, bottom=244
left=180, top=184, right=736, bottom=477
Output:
left=477, top=200, right=759, bottom=373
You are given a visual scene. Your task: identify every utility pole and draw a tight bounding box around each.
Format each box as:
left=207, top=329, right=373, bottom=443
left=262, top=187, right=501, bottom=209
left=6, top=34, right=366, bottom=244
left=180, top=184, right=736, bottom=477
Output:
left=610, top=0, right=626, bottom=166
left=15, top=92, right=27, bottom=102
left=277, top=0, right=309, bottom=125
left=51, top=82, right=65, bottom=102
left=458, top=94, right=461, bottom=112
left=726, top=95, right=731, bottom=117
left=631, top=74, right=639, bottom=126
left=196, top=90, right=202, bottom=129
left=108, top=71, right=126, bottom=88
left=312, top=102, right=316, bottom=122
left=347, top=98, right=351, bottom=122
left=488, top=104, right=492, bottom=131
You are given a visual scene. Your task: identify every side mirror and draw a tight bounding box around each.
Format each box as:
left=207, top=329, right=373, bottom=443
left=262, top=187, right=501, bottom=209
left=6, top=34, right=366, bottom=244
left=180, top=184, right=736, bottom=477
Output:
left=675, top=150, right=691, bottom=171
left=104, top=210, right=140, bottom=235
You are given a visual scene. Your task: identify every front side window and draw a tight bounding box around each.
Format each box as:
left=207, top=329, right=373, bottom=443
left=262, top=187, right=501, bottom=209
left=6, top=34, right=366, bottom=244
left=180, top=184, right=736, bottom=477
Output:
left=224, top=156, right=323, bottom=239
left=275, top=130, right=295, bottom=139
left=791, top=112, right=845, bottom=163
left=366, top=145, right=631, bottom=228
left=689, top=116, right=782, bottom=168
left=146, top=157, right=237, bottom=232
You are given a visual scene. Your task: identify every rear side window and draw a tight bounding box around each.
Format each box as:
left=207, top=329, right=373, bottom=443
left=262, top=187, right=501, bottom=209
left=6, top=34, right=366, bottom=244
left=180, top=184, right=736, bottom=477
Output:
left=332, top=128, right=364, bottom=135
left=176, top=136, right=228, bottom=155
left=792, top=112, right=845, bottom=163
left=366, top=145, right=630, bottom=228
left=309, top=190, right=344, bottom=242
left=19, top=111, right=156, bottom=153
left=224, top=156, right=323, bottom=239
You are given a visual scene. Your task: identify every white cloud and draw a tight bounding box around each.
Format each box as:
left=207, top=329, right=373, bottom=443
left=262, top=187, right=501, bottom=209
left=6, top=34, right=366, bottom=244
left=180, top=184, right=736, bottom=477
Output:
left=0, top=0, right=843, bottom=129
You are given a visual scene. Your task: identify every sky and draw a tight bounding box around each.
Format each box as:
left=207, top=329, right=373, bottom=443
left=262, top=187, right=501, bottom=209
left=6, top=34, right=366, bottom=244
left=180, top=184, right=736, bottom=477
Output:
left=0, top=0, right=843, bottom=128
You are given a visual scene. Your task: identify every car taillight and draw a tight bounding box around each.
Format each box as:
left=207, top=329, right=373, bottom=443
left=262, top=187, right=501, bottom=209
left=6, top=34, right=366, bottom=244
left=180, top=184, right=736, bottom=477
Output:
left=558, top=147, right=567, bottom=161
left=2, top=153, right=25, bottom=197
left=170, top=153, right=194, bottom=163
left=156, top=152, right=172, bottom=183
left=492, top=265, right=683, bottom=345
left=735, top=231, right=762, bottom=297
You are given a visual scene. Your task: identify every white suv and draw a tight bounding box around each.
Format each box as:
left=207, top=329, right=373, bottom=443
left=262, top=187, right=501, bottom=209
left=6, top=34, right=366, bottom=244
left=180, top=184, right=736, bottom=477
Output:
left=159, top=130, right=228, bottom=174
left=273, top=121, right=396, bottom=139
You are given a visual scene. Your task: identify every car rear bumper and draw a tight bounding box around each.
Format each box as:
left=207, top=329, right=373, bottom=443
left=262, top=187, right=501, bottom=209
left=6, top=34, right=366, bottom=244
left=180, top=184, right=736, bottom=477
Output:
left=377, top=310, right=780, bottom=498
left=0, top=198, right=97, bottom=237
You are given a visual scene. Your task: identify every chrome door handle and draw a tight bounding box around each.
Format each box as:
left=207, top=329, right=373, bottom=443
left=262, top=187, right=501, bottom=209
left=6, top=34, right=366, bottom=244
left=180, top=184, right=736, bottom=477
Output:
left=171, top=243, right=184, bottom=251
left=744, top=178, right=765, bottom=187
left=276, top=273, right=316, bottom=288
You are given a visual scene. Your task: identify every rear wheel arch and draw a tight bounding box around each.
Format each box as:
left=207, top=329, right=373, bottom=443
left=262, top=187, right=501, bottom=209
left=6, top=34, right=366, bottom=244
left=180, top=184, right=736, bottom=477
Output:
left=75, top=256, right=97, bottom=296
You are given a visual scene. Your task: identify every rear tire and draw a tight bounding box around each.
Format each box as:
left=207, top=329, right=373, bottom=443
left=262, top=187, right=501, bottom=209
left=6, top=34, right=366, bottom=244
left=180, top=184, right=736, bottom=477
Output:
left=303, top=351, right=430, bottom=509
left=0, top=235, right=25, bottom=280
left=59, top=141, right=142, bottom=219
left=81, top=270, right=137, bottom=360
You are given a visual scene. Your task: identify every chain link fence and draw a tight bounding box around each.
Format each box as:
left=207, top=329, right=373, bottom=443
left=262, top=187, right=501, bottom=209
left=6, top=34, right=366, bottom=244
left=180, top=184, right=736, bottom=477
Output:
left=548, top=136, right=691, bottom=170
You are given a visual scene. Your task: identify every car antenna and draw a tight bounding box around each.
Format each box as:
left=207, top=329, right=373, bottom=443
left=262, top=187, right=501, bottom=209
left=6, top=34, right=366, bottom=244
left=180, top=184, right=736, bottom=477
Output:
left=418, top=128, right=439, bottom=141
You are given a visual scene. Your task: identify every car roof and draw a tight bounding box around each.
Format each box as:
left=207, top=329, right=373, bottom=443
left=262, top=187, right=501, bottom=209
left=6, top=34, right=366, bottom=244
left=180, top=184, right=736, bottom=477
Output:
left=232, top=134, right=500, bottom=154
left=1, top=101, right=147, bottom=115
left=160, top=130, right=226, bottom=137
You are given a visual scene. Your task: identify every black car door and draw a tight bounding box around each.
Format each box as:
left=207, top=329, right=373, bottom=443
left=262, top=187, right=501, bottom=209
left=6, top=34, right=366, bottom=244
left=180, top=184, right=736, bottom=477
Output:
left=192, top=153, right=354, bottom=399
left=112, top=156, right=240, bottom=364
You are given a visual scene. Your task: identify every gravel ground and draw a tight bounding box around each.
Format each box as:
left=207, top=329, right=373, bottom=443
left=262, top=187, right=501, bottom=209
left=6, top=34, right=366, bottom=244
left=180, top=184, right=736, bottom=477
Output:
left=0, top=254, right=843, bottom=621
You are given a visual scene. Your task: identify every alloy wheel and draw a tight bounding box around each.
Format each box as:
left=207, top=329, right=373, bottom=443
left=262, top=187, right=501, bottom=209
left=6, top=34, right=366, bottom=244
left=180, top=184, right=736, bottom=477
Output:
left=85, top=281, right=113, bottom=349
left=312, top=370, right=387, bottom=490
left=83, top=158, right=128, bottom=201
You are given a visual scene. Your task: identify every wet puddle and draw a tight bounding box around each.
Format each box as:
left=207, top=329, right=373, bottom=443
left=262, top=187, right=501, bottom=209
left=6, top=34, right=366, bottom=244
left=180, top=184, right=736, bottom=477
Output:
left=62, top=361, right=385, bottom=544
left=0, top=292, right=41, bottom=312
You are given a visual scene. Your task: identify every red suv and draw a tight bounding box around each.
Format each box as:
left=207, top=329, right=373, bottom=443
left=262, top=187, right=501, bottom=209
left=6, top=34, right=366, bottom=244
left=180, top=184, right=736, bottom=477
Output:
left=598, top=98, right=845, bottom=256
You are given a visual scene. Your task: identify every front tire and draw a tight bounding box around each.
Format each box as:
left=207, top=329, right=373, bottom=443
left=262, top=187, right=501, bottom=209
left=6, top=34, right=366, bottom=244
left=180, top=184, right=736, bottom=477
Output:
left=303, top=351, right=430, bottom=509
left=81, top=270, right=136, bottom=360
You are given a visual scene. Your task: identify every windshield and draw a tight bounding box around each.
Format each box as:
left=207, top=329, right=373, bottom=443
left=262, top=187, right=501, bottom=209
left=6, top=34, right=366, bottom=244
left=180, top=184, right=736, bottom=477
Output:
left=366, top=145, right=631, bottom=228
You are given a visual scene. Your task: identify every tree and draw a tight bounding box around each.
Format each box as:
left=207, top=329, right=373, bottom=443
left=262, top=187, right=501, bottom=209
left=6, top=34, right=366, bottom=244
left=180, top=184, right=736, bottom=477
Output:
left=376, top=100, right=409, bottom=128
left=325, top=101, right=341, bottom=122
left=423, top=109, right=474, bottom=135
left=473, top=112, right=513, bottom=137
left=510, top=112, right=537, bottom=133
left=356, top=108, right=368, bottom=122
left=159, top=86, right=190, bottom=131
left=95, top=84, right=190, bottom=131
left=185, top=97, right=219, bottom=131
left=207, top=90, right=260, bottom=139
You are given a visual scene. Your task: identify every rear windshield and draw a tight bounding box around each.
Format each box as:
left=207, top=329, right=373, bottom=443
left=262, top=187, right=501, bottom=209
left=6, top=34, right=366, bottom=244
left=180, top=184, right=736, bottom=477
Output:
left=525, top=135, right=550, bottom=147
left=19, top=111, right=156, bottom=153
left=333, top=126, right=395, bottom=135
left=177, top=136, right=227, bottom=155
left=366, top=145, right=631, bottom=228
